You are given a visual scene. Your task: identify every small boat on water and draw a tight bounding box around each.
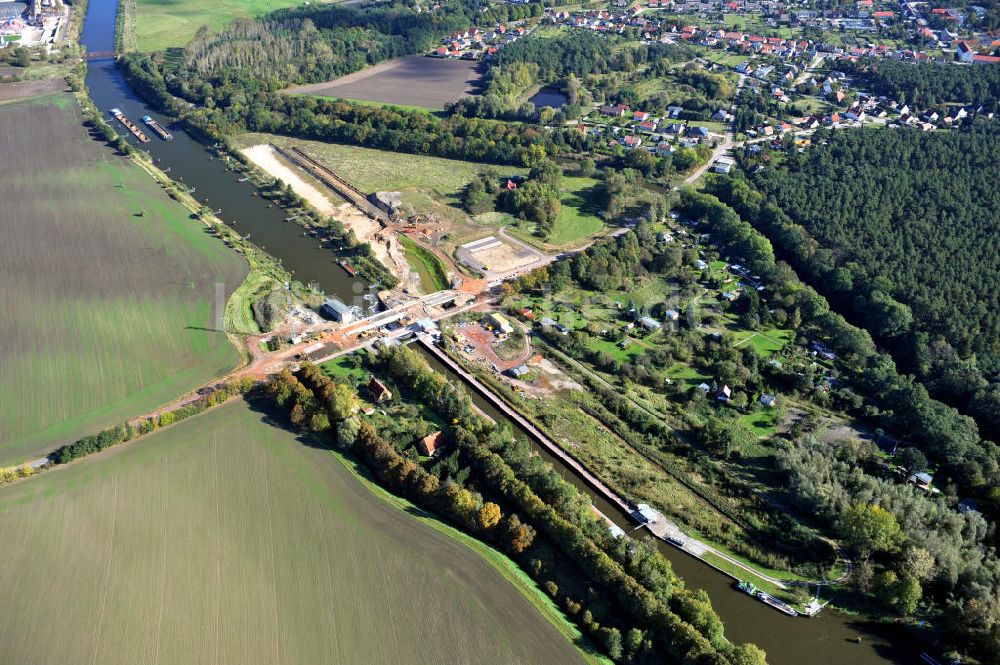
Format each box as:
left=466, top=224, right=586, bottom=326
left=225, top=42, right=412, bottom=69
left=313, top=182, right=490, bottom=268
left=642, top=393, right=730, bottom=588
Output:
left=339, top=260, right=358, bottom=277
left=736, top=580, right=756, bottom=596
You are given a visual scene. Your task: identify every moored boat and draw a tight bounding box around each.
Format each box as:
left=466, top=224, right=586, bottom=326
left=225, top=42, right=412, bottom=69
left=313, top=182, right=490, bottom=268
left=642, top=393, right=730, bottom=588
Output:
left=339, top=260, right=358, bottom=277
left=756, top=591, right=799, bottom=617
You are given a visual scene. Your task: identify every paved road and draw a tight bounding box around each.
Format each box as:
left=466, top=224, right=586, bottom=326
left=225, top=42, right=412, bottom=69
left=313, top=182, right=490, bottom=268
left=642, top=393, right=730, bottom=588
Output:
left=683, top=72, right=746, bottom=185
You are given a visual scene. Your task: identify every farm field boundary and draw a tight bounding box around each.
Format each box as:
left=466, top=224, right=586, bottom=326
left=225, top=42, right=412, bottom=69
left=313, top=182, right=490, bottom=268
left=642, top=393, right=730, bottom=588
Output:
left=284, top=55, right=482, bottom=110
left=0, top=92, right=248, bottom=465
left=0, top=399, right=596, bottom=665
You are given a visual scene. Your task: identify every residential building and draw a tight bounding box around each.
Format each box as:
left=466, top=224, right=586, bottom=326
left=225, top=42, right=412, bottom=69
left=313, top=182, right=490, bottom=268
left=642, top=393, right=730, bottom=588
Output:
left=418, top=431, right=446, bottom=457
left=366, top=377, right=393, bottom=404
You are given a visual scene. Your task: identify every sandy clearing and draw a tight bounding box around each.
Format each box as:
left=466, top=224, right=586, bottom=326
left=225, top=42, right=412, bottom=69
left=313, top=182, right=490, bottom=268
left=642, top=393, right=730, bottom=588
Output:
left=241, top=143, right=416, bottom=289
left=241, top=144, right=339, bottom=216
left=473, top=243, right=537, bottom=273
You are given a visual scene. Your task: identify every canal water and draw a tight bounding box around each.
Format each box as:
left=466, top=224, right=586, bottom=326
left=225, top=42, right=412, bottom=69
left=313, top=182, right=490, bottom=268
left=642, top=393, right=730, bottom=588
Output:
left=80, top=0, right=367, bottom=301
left=415, top=346, right=912, bottom=665
left=80, top=0, right=911, bottom=660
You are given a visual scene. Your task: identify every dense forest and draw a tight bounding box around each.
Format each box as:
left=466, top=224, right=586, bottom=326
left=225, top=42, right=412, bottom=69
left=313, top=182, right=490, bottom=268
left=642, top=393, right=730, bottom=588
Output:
left=513, top=197, right=1000, bottom=663
left=735, top=123, right=1000, bottom=441
left=751, top=123, right=1000, bottom=358
left=844, top=60, right=1000, bottom=111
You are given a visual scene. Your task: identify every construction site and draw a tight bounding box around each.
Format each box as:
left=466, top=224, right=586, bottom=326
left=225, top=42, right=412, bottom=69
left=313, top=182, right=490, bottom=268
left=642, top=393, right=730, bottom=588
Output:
left=0, top=0, right=67, bottom=49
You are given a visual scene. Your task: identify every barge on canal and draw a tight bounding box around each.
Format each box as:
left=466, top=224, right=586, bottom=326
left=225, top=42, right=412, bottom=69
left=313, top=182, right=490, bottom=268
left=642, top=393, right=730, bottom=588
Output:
left=736, top=581, right=799, bottom=617
left=109, top=108, right=150, bottom=143
left=141, top=115, right=173, bottom=140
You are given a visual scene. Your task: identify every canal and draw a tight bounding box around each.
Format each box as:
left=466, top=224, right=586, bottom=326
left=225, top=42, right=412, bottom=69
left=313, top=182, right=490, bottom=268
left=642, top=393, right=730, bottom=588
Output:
left=80, top=0, right=910, bottom=659
left=80, top=0, right=369, bottom=301
left=415, top=346, right=912, bottom=665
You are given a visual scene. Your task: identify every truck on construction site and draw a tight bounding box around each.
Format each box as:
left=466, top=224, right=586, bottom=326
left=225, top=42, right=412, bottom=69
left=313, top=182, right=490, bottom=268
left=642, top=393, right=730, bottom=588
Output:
left=109, top=108, right=150, bottom=143
left=141, top=115, right=173, bottom=140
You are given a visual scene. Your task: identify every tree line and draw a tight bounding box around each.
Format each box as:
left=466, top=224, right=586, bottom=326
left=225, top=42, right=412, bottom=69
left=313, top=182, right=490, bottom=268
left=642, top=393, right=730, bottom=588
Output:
left=264, top=354, right=767, bottom=664
left=50, top=378, right=256, bottom=464
left=724, top=124, right=1000, bottom=460
left=843, top=60, right=1000, bottom=111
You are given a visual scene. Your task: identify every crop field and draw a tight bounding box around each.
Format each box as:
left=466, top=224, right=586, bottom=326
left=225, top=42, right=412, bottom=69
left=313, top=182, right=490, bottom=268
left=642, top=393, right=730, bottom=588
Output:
left=286, top=55, right=482, bottom=109
left=0, top=94, right=247, bottom=465
left=0, top=400, right=592, bottom=665
left=134, top=0, right=312, bottom=51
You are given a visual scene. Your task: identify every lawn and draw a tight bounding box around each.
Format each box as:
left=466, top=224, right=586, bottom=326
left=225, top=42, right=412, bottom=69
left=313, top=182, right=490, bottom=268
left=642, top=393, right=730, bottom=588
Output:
left=550, top=176, right=605, bottom=246
left=399, top=235, right=450, bottom=293
left=0, top=400, right=593, bottom=665
left=738, top=408, right=781, bottom=439
left=134, top=0, right=312, bottom=51
left=732, top=327, right=794, bottom=356
left=505, top=176, right=605, bottom=249
left=587, top=337, right=644, bottom=363
left=666, top=363, right=711, bottom=387
left=0, top=94, right=248, bottom=466
left=320, top=355, right=368, bottom=385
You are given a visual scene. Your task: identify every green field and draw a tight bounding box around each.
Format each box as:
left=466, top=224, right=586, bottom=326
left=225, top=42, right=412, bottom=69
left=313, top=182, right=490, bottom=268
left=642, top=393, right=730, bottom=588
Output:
left=732, top=328, right=794, bottom=356
left=0, top=94, right=248, bottom=465
left=550, top=176, right=605, bottom=246
left=134, top=0, right=313, bottom=51
left=0, top=400, right=593, bottom=665
left=587, top=338, right=644, bottom=363
left=236, top=134, right=506, bottom=198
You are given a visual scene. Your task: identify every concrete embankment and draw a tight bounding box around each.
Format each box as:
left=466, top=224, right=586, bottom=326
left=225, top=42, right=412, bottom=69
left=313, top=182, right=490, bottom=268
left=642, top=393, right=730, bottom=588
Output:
left=418, top=335, right=796, bottom=593
left=418, top=336, right=637, bottom=518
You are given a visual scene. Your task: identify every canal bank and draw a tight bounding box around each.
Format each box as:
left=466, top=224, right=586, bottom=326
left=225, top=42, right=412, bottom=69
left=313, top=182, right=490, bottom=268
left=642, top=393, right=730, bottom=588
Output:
left=413, top=342, right=913, bottom=665
left=80, top=0, right=369, bottom=302
left=78, top=0, right=913, bottom=660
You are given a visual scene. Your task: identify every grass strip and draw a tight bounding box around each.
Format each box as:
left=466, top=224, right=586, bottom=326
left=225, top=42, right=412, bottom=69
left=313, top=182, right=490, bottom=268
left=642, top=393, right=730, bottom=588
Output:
left=400, top=235, right=450, bottom=292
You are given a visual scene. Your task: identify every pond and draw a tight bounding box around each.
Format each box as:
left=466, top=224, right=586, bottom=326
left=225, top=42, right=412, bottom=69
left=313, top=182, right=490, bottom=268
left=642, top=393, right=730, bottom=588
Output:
left=528, top=87, right=568, bottom=109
